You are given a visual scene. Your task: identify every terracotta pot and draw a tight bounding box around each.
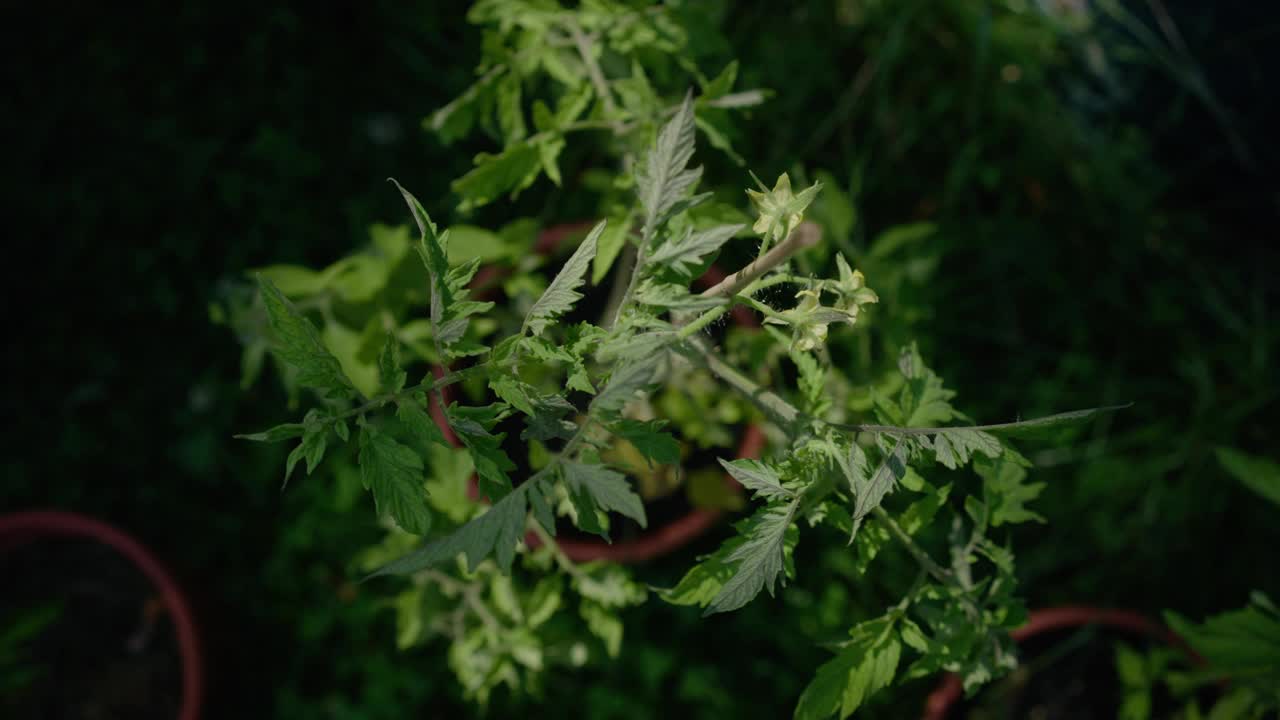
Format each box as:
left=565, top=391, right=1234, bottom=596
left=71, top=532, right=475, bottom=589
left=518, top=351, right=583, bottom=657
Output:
left=920, top=606, right=1196, bottom=720
left=0, top=510, right=203, bottom=720
left=431, top=222, right=764, bottom=563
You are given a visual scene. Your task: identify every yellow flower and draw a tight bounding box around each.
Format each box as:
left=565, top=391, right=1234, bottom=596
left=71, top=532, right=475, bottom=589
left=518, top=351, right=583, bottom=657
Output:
left=745, top=172, right=823, bottom=245
left=832, top=254, right=879, bottom=319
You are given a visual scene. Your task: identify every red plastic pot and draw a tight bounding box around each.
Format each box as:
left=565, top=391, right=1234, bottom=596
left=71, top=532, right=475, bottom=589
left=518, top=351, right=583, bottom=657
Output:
left=0, top=510, right=203, bottom=720
left=431, top=222, right=764, bottom=563
left=920, top=606, right=1196, bottom=720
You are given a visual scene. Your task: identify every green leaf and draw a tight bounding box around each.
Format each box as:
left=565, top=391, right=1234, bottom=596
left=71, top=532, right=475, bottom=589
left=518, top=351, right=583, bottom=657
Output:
left=794, top=618, right=901, bottom=720
left=520, top=394, right=578, bottom=443
left=257, top=277, right=354, bottom=399
left=975, top=404, right=1132, bottom=439
left=284, top=422, right=328, bottom=488
left=869, top=222, right=937, bottom=259
left=449, top=407, right=517, bottom=501
left=368, top=481, right=532, bottom=576
left=705, top=500, right=798, bottom=615
left=236, top=422, right=306, bottom=443
left=611, top=419, right=680, bottom=466
left=592, top=211, right=633, bottom=285
left=567, top=366, right=596, bottom=394
left=896, top=343, right=958, bottom=427
left=592, top=356, right=664, bottom=418
left=1164, top=594, right=1280, bottom=699
left=424, top=444, right=474, bottom=524
left=694, top=112, right=744, bottom=166
left=854, top=484, right=951, bottom=574
left=523, top=220, right=605, bottom=336
left=251, top=264, right=328, bottom=296
left=718, top=458, right=794, bottom=501
left=845, top=439, right=907, bottom=538
left=573, top=563, right=647, bottom=608
left=426, top=67, right=504, bottom=145
left=702, top=60, right=739, bottom=98
left=369, top=483, right=530, bottom=577
left=975, top=451, right=1046, bottom=525
left=393, top=587, right=425, bottom=649
left=520, top=335, right=575, bottom=364
left=452, top=142, right=543, bottom=211
left=489, top=372, right=538, bottom=416
left=554, top=83, right=593, bottom=126
left=661, top=514, right=799, bottom=608
left=580, top=601, right=624, bottom=658
left=930, top=428, right=1002, bottom=470
left=321, top=320, right=380, bottom=398
left=390, top=179, right=453, bottom=322
left=636, top=93, right=701, bottom=234
left=561, top=461, right=647, bottom=539
left=526, top=477, right=557, bottom=536
left=377, top=333, right=406, bottom=394
left=634, top=280, right=727, bottom=312
left=1216, top=447, right=1280, bottom=507
left=395, top=395, right=447, bottom=453
left=537, top=137, right=564, bottom=186
left=445, top=225, right=515, bottom=264
left=648, top=223, right=744, bottom=276
left=790, top=347, right=828, bottom=415
left=358, top=425, right=431, bottom=535
left=495, top=73, right=526, bottom=146
left=525, top=575, right=562, bottom=629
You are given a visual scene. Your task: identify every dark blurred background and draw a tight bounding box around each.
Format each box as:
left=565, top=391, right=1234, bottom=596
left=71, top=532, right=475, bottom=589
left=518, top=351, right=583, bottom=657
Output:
left=4, top=1, right=1277, bottom=718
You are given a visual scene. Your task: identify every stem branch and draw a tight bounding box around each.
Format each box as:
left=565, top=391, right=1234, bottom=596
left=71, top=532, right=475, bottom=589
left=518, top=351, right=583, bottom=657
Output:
left=699, top=222, right=821, bottom=299
left=529, top=520, right=589, bottom=583
left=872, top=506, right=956, bottom=586
left=568, top=19, right=619, bottom=122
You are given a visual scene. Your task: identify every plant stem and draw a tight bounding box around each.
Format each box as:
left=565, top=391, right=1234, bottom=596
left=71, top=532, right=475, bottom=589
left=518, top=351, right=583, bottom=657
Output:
left=322, top=365, right=487, bottom=425
left=674, top=224, right=821, bottom=340
left=529, top=520, right=589, bottom=583
left=698, top=221, right=821, bottom=299
left=601, top=242, right=637, bottom=330
left=872, top=506, right=955, bottom=586
left=567, top=19, right=619, bottom=122
left=828, top=403, right=1132, bottom=437
left=421, top=568, right=503, bottom=632
left=691, top=342, right=799, bottom=426
left=610, top=243, right=649, bottom=331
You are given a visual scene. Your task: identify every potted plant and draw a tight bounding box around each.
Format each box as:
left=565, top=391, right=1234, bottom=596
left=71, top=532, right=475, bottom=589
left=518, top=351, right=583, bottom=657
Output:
left=434, top=219, right=766, bottom=564
left=229, top=1, right=1121, bottom=713
left=0, top=511, right=202, bottom=720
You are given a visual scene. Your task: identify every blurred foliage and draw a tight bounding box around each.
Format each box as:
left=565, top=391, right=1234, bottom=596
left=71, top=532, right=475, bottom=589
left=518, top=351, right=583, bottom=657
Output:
left=6, top=0, right=1277, bottom=717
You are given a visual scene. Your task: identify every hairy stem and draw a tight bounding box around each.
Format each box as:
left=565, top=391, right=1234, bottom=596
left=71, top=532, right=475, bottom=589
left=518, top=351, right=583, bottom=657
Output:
left=601, top=243, right=637, bottom=330
left=698, top=221, right=821, bottom=299
left=529, top=520, right=589, bottom=582
left=610, top=243, right=649, bottom=331
left=325, top=365, right=488, bottom=424
left=421, top=568, right=503, bottom=632
left=674, top=224, right=822, bottom=340
left=691, top=342, right=800, bottom=427
left=828, top=403, right=1132, bottom=437
left=692, top=336, right=958, bottom=588
left=567, top=19, right=618, bottom=122
left=872, top=506, right=956, bottom=586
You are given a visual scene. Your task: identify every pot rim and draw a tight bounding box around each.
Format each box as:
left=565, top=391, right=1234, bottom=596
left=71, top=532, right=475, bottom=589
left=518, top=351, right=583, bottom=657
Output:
left=921, top=605, right=1197, bottom=720
left=0, top=510, right=203, bottom=720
